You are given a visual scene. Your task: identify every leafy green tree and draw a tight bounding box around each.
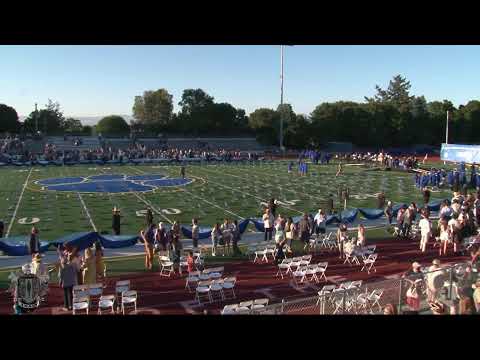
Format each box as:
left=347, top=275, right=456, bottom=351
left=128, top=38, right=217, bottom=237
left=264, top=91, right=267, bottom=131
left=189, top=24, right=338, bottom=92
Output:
left=63, top=117, right=83, bottom=133
left=177, top=89, right=215, bottom=135
left=23, top=99, right=65, bottom=134
left=132, top=89, right=173, bottom=132
left=248, top=108, right=280, bottom=145
left=0, top=104, right=20, bottom=133
left=96, top=115, right=130, bottom=136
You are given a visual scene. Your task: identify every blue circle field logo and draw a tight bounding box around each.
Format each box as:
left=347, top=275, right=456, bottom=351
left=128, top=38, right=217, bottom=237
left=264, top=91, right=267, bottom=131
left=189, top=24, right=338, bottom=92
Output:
left=35, top=174, right=193, bottom=193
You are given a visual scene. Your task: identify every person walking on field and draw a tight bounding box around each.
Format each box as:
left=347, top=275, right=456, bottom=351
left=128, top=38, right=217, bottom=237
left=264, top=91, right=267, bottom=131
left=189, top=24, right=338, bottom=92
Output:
left=146, top=208, right=154, bottom=227
left=377, top=192, right=386, bottom=209
left=112, top=207, right=121, bottom=235
left=180, top=165, right=186, bottom=179
left=29, top=225, right=40, bottom=257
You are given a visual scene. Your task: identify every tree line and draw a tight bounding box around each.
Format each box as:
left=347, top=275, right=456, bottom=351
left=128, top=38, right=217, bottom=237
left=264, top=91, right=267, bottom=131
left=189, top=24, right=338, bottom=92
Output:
left=1, top=75, right=479, bottom=148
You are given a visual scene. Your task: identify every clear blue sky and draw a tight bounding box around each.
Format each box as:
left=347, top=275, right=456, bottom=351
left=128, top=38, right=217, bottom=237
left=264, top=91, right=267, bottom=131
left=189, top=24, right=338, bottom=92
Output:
left=1, top=45, right=479, bottom=119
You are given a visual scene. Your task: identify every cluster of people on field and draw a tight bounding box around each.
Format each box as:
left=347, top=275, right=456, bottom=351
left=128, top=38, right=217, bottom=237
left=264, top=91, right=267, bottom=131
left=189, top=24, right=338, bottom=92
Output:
left=414, top=163, right=480, bottom=192
left=0, top=135, right=25, bottom=154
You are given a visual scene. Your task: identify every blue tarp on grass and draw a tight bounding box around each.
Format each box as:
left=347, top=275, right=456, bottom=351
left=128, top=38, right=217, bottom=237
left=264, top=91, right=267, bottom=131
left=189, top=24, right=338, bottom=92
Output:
left=98, top=234, right=139, bottom=249
left=358, top=208, right=385, bottom=220
left=0, top=237, right=50, bottom=256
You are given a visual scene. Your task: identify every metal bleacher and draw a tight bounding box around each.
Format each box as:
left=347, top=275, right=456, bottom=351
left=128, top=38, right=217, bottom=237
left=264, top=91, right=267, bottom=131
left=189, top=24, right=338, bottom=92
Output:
left=45, top=136, right=100, bottom=151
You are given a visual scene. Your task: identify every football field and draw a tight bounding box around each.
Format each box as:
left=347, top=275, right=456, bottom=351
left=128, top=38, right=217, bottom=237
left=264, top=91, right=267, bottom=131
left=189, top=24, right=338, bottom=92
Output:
left=0, top=161, right=453, bottom=241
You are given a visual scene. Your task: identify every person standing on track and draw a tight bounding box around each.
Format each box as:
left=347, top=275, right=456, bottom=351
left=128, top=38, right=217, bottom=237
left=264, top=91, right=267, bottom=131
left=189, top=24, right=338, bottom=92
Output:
left=298, top=213, right=311, bottom=248
left=180, top=165, right=186, bottom=179
left=377, top=191, right=386, bottom=209
left=29, top=224, right=40, bottom=257
left=419, top=212, right=432, bottom=253
left=191, top=218, right=199, bottom=249
left=263, top=208, right=274, bottom=242
left=140, top=224, right=155, bottom=270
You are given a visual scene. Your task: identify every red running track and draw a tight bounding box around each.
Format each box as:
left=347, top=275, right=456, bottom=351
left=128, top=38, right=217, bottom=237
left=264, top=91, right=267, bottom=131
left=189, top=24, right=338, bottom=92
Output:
left=0, top=237, right=468, bottom=315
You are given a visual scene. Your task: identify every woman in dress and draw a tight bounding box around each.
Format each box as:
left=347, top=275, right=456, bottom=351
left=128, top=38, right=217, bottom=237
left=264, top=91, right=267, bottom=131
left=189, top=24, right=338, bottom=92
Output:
left=357, top=223, right=366, bottom=247
left=82, top=247, right=97, bottom=285
left=438, top=218, right=450, bottom=256
left=95, top=242, right=105, bottom=282
left=231, top=220, right=241, bottom=256
left=336, top=223, right=348, bottom=259
left=210, top=223, right=221, bottom=257
left=29, top=225, right=40, bottom=257
left=285, top=217, right=294, bottom=251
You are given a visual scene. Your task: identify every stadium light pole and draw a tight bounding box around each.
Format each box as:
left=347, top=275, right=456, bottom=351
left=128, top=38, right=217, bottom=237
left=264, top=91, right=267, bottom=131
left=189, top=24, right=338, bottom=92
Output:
left=280, top=45, right=284, bottom=152
left=35, top=103, right=38, bottom=133
left=279, top=45, right=293, bottom=154
left=445, top=110, right=449, bottom=145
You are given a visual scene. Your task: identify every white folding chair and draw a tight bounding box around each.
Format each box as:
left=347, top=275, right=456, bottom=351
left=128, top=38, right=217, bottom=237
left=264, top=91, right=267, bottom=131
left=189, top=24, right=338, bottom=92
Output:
left=316, top=284, right=336, bottom=310
left=222, top=277, right=237, bottom=299
left=239, top=300, right=254, bottom=308
left=179, top=256, right=189, bottom=275
left=354, top=292, right=370, bottom=314
left=317, top=262, right=328, bottom=282
left=276, top=258, right=292, bottom=279
left=253, top=298, right=269, bottom=307
left=263, top=245, right=276, bottom=262
left=287, top=259, right=301, bottom=275
left=343, top=249, right=355, bottom=266
left=88, top=283, right=103, bottom=310
left=159, top=256, right=174, bottom=277
left=292, top=266, right=307, bottom=286
left=97, top=295, right=115, bottom=314
left=73, top=284, right=89, bottom=299
left=320, top=232, right=332, bottom=248
left=332, top=290, right=346, bottom=314
left=302, top=264, right=319, bottom=283
left=121, top=290, right=138, bottom=314
left=209, top=279, right=225, bottom=302
left=367, top=288, right=384, bottom=313
left=361, top=253, right=378, bottom=274
left=221, top=304, right=239, bottom=315
left=72, top=295, right=90, bottom=315
left=115, top=280, right=130, bottom=311
left=253, top=247, right=267, bottom=263
left=195, top=280, right=212, bottom=304
left=185, top=271, right=200, bottom=292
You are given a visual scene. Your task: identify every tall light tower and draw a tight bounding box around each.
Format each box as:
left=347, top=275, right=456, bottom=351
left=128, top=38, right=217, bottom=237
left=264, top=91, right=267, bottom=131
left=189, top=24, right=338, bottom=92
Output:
left=35, top=103, right=38, bottom=133
left=280, top=45, right=284, bottom=152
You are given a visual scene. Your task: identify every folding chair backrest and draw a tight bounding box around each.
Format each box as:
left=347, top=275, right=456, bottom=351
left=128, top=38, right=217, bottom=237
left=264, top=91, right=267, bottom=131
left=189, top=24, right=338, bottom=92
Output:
left=189, top=271, right=201, bottom=277
left=239, top=300, right=253, bottom=308
left=116, top=280, right=130, bottom=294
left=293, top=257, right=302, bottom=262
left=370, top=253, right=378, bottom=261
left=254, top=298, right=269, bottom=306
left=122, top=290, right=137, bottom=299
left=88, top=283, right=103, bottom=296
left=73, top=295, right=89, bottom=304
left=302, top=255, right=312, bottom=261
left=223, top=304, right=238, bottom=311
left=351, top=280, right=363, bottom=288
left=198, top=280, right=212, bottom=287
left=224, top=277, right=236, bottom=284
left=319, top=262, right=328, bottom=269
left=73, top=284, right=88, bottom=293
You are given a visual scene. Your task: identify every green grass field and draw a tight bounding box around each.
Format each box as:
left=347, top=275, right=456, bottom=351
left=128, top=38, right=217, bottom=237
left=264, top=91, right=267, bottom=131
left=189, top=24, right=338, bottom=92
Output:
left=0, top=160, right=455, bottom=241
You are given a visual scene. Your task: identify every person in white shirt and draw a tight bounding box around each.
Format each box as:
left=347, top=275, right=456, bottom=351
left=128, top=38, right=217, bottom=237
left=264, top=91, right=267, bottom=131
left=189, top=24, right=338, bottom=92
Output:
left=418, top=214, right=432, bottom=253
left=314, top=209, right=326, bottom=238
left=263, top=208, right=274, bottom=242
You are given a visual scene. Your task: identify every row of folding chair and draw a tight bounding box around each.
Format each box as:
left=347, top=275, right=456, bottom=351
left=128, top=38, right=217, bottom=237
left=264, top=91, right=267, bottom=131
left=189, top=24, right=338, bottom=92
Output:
left=185, top=267, right=225, bottom=291
left=275, top=255, right=314, bottom=279
left=292, top=263, right=328, bottom=285
left=195, top=276, right=237, bottom=304
left=343, top=245, right=376, bottom=267
left=72, top=280, right=138, bottom=315
left=221, top=298, right=270, bottom=314
left=253, top=244, right=277, bottom=263
left=316, top=282, right=384, bottom=314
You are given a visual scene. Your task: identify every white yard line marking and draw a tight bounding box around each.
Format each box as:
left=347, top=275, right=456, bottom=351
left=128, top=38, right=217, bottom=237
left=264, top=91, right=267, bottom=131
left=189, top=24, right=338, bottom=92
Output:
left=202, top=165, right=326, bottom=202
left=128, top=166, right=174, bottom=224
left=6, top=168, right=33, bottom=238
left=78, top=192, right=98, bottom=232
left=180, top=187, right=245, bottom=220
left=194, top=167, right=304, bottom=215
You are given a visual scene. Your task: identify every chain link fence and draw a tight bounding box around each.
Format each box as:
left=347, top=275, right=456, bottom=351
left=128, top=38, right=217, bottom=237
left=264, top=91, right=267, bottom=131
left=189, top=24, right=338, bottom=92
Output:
left=235, top=261, right=475, bottom=315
